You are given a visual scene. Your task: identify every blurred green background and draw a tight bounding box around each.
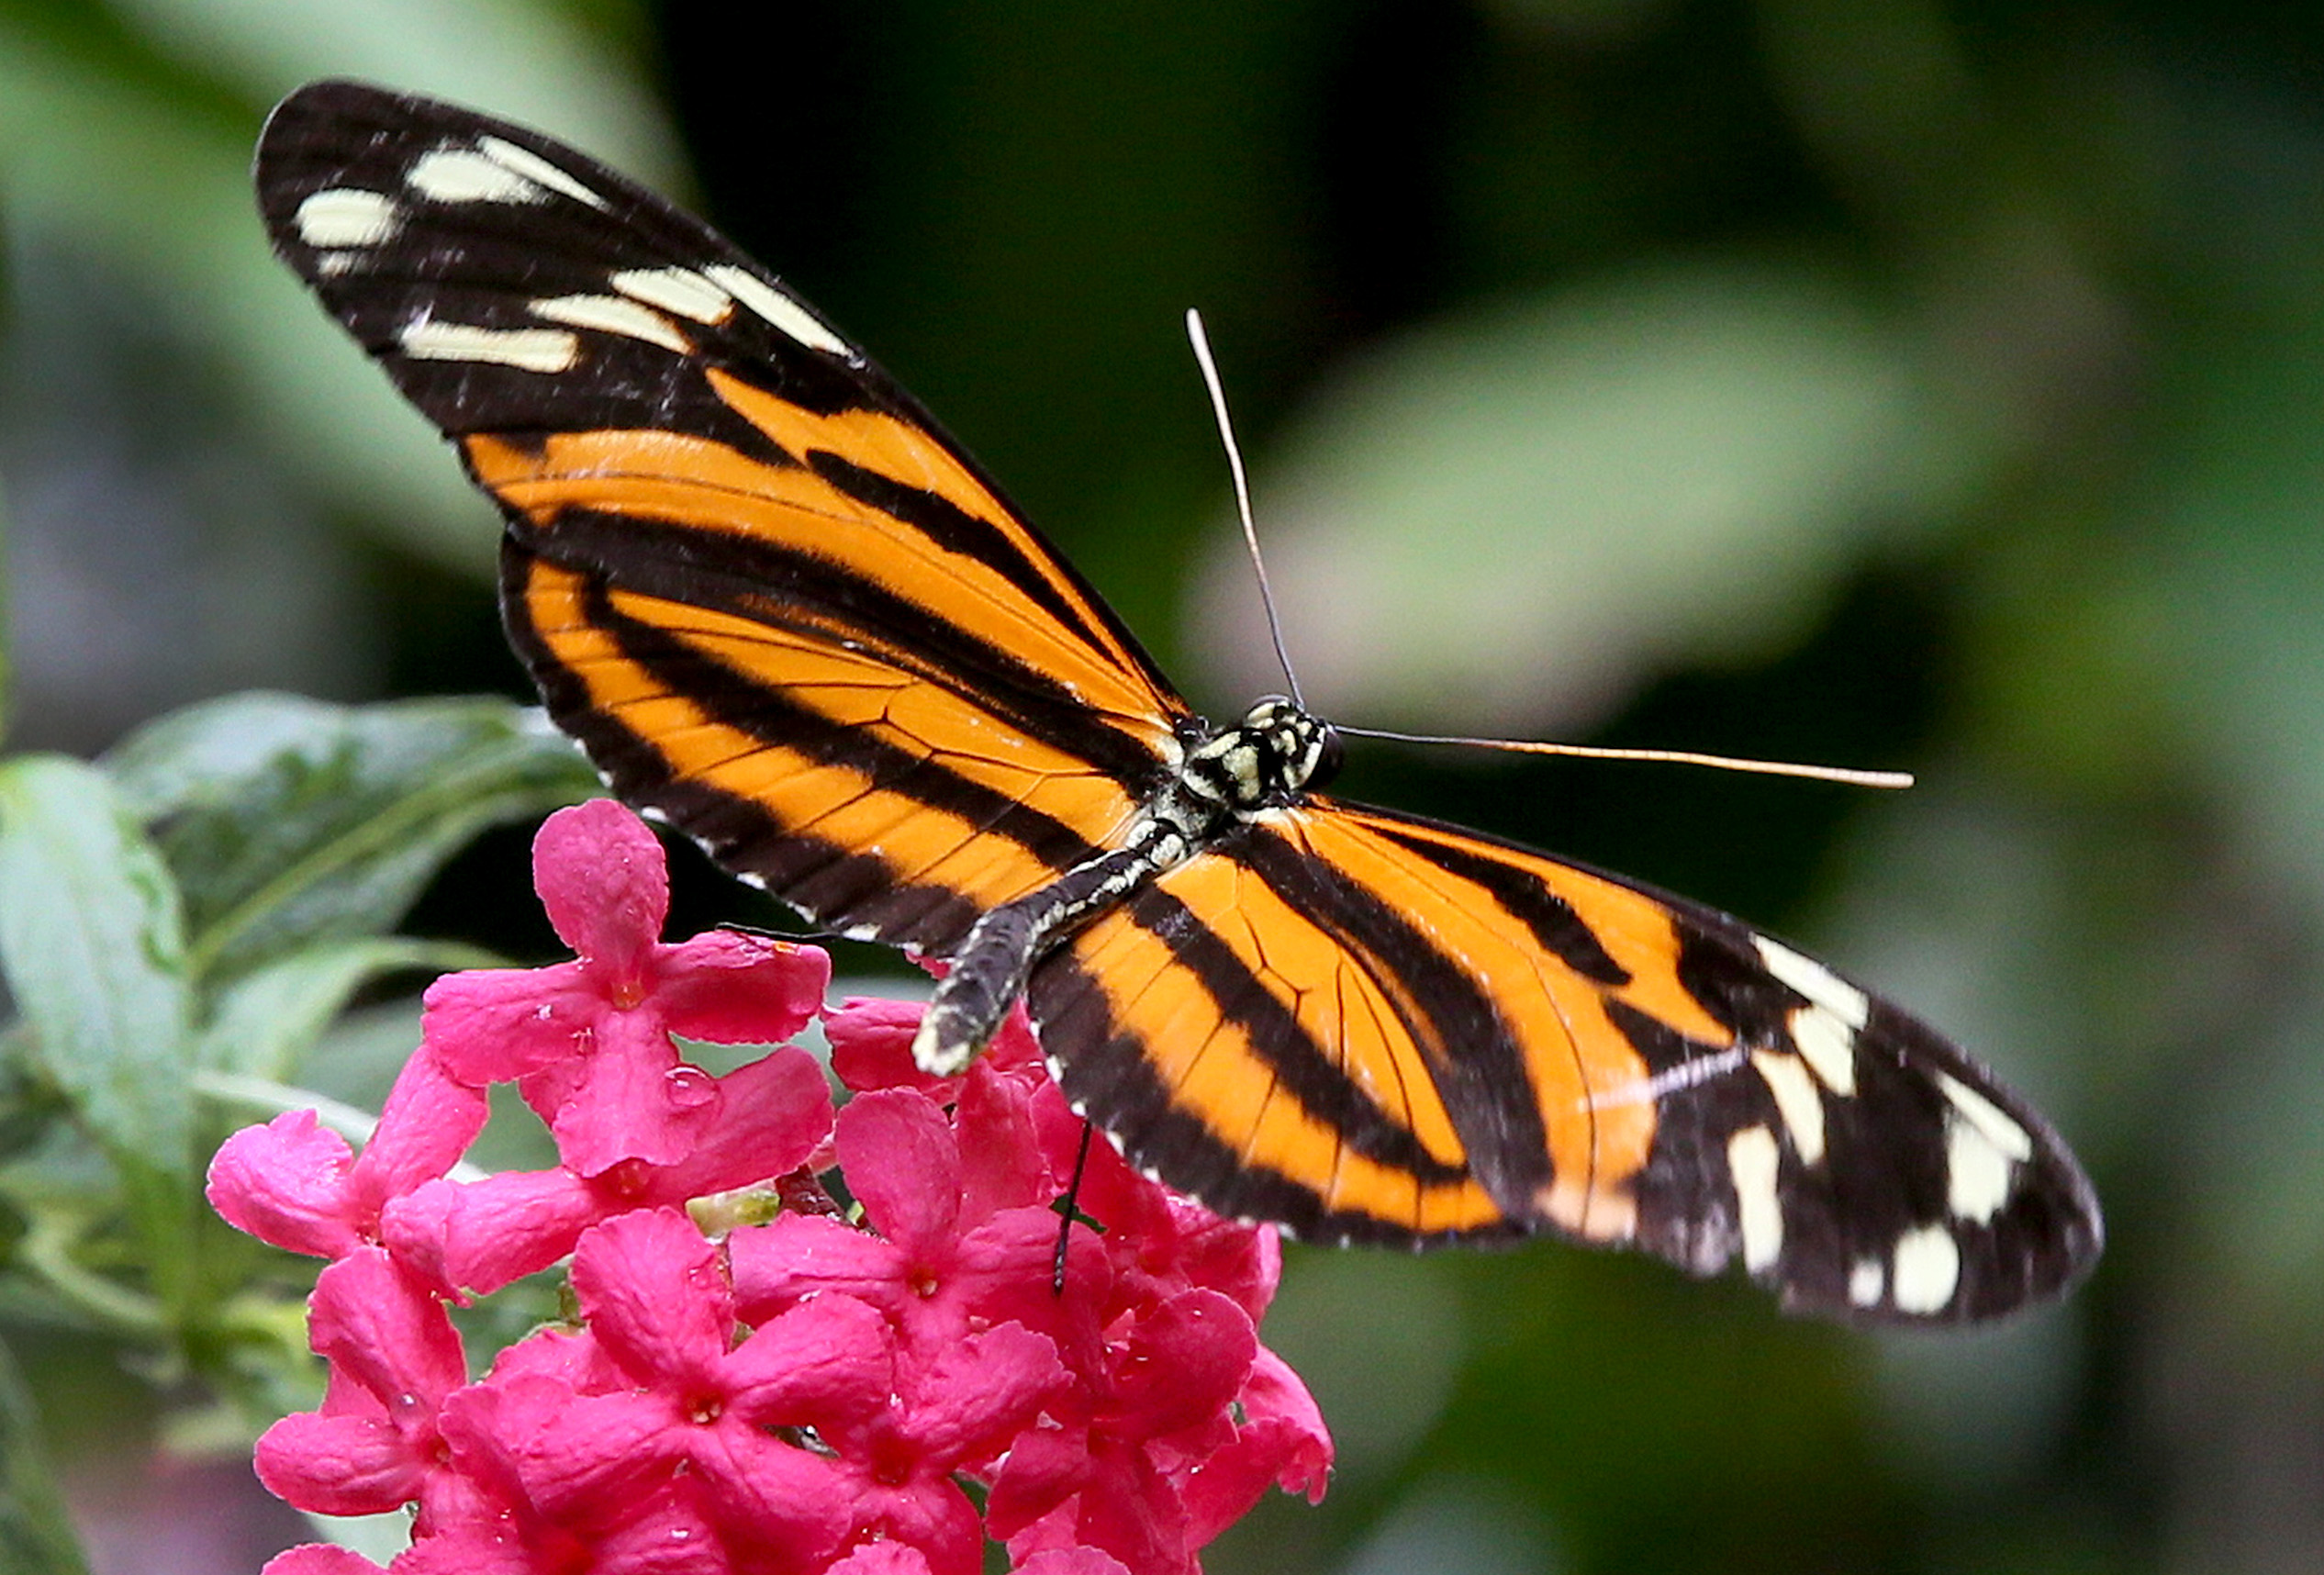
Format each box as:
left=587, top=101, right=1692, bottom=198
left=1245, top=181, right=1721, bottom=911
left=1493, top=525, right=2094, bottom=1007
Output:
left=4, top=0, right=2321, bottom=1571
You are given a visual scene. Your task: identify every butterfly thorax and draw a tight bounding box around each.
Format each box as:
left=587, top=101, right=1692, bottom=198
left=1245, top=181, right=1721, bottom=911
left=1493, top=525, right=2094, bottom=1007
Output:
left=912, top=698, right=1340, bottom=1076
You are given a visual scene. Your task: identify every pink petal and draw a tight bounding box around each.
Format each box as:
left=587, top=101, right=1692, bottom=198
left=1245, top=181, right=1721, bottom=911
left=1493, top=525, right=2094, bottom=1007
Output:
left=1003, top=1439, right=1201, bottom=1575
left=538, top=1011, right=693, bottom=1175
left=1236, top=1346, right=1332, bottom=1497
left=838, top=1089, right=961, bottom=1254
left=1044, top=1448, right=1196, bottom=1575
left=261, top=1547, right=385, bottom=1575
left=533, top=799, right=668, bottom=978
left=955, top=1059, right=1047, bottom=1219
left=568, top=1209, right=732, bottom=1387
left=985, top=1003, right=1045, bottom=1073
left=654, top=930, right=830, bottom=1044
left=206, top=1111, right=362, bottom=1258
left=728, top=1212, right=906, bottom=1323
left=1014, top=1549, right=1136, bottom=1575
left=392, top=1526, right=540, bottom=1575
left=844, top=1477, right=985, bottom=1575
left=1110, top=1290, right=1256, bottom=1441
left=421, top=963, right=599, bottom=1084
left=825, top=998, right=954, bottom=1096
left=828, top=1541, right=934, bottom=1575
left=688, top=1425, right=855, bottom=1568
left=896, top=1322, right=1067, bottom=1469
left=938, top=1207, right=1111, bottom=1355
left=308, top=1248, right=467, bottom=1410
left=1157, top=1203, right=1278, bottom=1322
left=255, top=1411, right=424, bottom=1515
left=583, top=1477, right=732, bottom=1575
left=723, top=1293, right=894, bottom=1424
left=479, top=1325, right=624, bottom=1398
left=440, top=1373, right=676, bottom=1521
left=1171, top=1350, right=1333, bottom=1545
left=383, top=1169, right=599, bottom=1298
left=349, top=1052, right=492, bottom=1205
left=984, top=1424, right=1091, bottom=1539
left=654, top=1048, right=835, bottom=1199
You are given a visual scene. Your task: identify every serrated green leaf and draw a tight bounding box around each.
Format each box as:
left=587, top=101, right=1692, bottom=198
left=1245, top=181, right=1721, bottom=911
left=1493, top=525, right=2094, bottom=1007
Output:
left=196, top=935, right=496, bottom=1082
left=102, top=693, right=598, bottom=982
left=0, top=755, right=196, bottom=1186
left=0, top=1333, right=90, bottom=1575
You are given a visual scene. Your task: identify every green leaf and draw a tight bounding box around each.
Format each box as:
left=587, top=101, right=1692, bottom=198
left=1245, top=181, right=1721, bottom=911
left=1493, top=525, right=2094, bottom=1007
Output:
left=0, top=1334, right=90, bottom=1575
left=0, top=755, right=196, bottom=1185
left=0, top=754, right=199, bottom=1319
left=102, top=693, right=598, bottom=983
left=0, top=467, right=13, bottom=749
left=196, top=935, right=497, bottom=1082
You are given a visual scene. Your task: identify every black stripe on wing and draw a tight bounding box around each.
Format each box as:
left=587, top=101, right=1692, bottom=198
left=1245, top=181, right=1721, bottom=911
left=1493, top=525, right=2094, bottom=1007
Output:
left=504, top=547, right=1118, bottom=952
left=508, top=505, right=1177, bottom=791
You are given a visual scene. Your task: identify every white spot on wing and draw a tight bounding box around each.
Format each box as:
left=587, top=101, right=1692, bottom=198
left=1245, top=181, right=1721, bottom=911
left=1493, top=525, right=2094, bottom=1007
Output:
left=399, top=318, right=579, bottom=373
left=1891, top=1225, right=1961, bottom=1314
left=1936, top=1072, right=2034, bottom=1160
left=531, top=293, right=691, bottom=353
left=1785, top=1003, right=1859, bottom=1097
left=478, top=135, right=609, bottom=208
left=296, top=187, right=399, bottom=248
left=612, top=266, right=736, bottom=324
left=1755, top=935, right=1870, bottom=1027
left=705, top=263, right=853, bottom=356
left=1749, top=1050, right=1827, bottom=1166
left=1849, top=1257, right=1884, bottom=1309
left=1727, top=1124, right=1783, bottom=1274
left=408, top=146, right=541, bottom=204
left=1945, top=1117, right=2015, bottom=1223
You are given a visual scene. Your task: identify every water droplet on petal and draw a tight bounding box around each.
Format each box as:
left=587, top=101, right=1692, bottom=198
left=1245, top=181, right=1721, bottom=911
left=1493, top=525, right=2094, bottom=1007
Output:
left=666, top=1067, right=716, bottom=1109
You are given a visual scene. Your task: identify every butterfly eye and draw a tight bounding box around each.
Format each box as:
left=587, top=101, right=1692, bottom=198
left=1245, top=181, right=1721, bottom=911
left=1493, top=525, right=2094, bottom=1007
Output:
left=1310, top=723, right=1346, bottom=791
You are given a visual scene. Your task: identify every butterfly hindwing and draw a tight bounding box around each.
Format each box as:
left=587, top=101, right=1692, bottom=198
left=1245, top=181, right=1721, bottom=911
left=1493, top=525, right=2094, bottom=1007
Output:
left=258, top=81, right=1192, bottom=953
left=1031, top=800, right=2099, bottom=1324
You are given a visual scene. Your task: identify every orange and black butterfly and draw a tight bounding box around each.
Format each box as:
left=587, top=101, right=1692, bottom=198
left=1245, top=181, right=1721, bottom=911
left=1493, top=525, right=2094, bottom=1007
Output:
left=257, top=81, right=2100, bottom=1324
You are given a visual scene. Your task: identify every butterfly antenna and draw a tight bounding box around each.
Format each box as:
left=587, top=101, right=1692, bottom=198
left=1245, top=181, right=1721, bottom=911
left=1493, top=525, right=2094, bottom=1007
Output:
left=1187, top=307, right=1304, bottom=709
left=1335, top=724, right=1915, bottom=789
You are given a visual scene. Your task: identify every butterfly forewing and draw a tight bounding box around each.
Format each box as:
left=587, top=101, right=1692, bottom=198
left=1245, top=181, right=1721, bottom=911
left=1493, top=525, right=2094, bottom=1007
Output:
left=259, top=79, right=2100, bottom=1324
left=258, top=81, right=1192, bottom=951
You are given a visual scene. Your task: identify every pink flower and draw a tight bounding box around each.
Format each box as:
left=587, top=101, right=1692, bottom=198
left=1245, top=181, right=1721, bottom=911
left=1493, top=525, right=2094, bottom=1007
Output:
left=383, top=1046, right=831, bottom=1298
left=730, top=1087, right=1108, bottom=1357
left=430, top=1207, right=882, bottom=1573
left=423, top=798, right=829, bottom=1176
left=207, top=1052, right=486, bottom=1258
left=253, top=1247, right=468, bottom=1523
left=219, top=800, right=1331, bottom=1575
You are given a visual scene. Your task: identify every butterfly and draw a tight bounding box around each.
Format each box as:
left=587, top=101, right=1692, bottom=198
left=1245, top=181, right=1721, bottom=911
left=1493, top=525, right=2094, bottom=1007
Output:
left=256, top=79, right=2101, bottom=1324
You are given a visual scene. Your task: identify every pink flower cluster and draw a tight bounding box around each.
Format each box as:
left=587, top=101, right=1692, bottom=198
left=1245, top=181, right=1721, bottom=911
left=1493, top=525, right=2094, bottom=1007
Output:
left=208, top=799, right=1331, bottom=1575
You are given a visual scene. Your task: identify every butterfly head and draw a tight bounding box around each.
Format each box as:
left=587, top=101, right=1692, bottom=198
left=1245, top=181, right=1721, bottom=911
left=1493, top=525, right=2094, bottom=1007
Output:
left=1178, top=697, right=1341, bottom=813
